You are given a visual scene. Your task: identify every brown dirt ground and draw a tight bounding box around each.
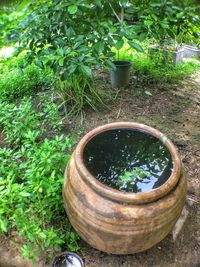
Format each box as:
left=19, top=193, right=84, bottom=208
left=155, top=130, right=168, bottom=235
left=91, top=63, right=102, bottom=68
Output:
left=0, top=70, right=200, bottom=267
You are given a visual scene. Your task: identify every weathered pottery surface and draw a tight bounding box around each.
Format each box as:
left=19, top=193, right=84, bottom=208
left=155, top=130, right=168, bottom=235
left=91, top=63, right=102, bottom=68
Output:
left=63, top=122, right=187, bottom=254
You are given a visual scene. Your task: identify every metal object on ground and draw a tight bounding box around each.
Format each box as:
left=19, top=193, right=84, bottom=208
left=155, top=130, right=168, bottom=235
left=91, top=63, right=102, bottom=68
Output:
left=53, top=252, right=84, bottom=267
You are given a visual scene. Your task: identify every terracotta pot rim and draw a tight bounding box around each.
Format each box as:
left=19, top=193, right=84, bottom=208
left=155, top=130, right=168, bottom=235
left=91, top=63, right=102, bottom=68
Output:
left=52, top=251, right=84, bottom=267
left=75, top=122, right=182, bottom=204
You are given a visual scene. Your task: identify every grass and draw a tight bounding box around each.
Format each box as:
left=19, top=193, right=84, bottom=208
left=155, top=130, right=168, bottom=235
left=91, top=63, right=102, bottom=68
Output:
left=116, top=45, right=200, bottom=85
left=58, top=73, right=111, bottom=116
left=0, top=51, right=111, bottom=116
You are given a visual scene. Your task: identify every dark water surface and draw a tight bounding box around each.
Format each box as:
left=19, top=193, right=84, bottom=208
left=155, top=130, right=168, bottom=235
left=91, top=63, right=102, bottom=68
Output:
left=83, top=129, right=173, bottom=193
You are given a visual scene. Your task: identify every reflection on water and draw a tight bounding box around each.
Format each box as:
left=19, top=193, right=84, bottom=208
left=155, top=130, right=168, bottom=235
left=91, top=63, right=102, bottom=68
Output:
left=83, top=129, right=173, bottom=193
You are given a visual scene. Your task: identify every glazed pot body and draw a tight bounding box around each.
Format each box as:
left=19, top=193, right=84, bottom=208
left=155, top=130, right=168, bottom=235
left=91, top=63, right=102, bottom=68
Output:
left=63, top=122, right=187, bottom=254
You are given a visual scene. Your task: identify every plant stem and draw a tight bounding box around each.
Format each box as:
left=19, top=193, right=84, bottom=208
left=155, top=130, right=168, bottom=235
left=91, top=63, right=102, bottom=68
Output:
left=121, top=7, right=124, bottom=23
left=109, top=3, right=121, bottom=23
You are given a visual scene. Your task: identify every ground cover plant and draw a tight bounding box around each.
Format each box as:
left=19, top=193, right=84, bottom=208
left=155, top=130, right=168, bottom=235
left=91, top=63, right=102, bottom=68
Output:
left=0, top=55, right=56, bottom=101
left=0, top=98, right=79, bottom=261
left=132, top=55, right=200, bottom=85
left=116, top=44, right=200, bottom=86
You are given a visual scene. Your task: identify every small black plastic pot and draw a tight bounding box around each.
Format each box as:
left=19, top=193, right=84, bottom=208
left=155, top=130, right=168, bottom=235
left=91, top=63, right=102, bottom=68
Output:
left=52, top=252, right=84, bottom=267
left=110, top=60, right=131, bottom=88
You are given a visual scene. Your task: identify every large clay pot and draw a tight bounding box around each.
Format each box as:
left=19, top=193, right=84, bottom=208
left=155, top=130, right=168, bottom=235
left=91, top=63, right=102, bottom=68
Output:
left=63, top=122, right=187, bottom=254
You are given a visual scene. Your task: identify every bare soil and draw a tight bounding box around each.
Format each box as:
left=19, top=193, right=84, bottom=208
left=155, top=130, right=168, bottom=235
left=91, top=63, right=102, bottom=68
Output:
left=73, top=71, right=200, bottom=267
left=0, top=71, right=200, bottom=267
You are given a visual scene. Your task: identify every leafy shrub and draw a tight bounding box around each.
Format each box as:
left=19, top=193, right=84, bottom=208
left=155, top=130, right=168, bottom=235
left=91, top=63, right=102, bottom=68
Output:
left=134, top=1, right=200, bottom=47
left=0, top=98, right=79, bottom=261
left=132, top=55, right=200, bottom=84
left=0, top=10, right=23, bottom=48
left=117, top=46, right=200, bottom=85
left=11, top=0, right=146, bottom=114
left=0, top=56, right=55, bottom=101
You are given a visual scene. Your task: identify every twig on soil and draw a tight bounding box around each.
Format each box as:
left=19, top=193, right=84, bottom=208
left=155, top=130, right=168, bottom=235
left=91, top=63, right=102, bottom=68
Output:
left=116, top=98, right=122, bottom=119
left=113, top=89, right=120, bottom=100
left=187, top=197, right=200, bottom=205
left=80, top=111, right=84, bottom=125
left=183, top=149, right=200, bottom=160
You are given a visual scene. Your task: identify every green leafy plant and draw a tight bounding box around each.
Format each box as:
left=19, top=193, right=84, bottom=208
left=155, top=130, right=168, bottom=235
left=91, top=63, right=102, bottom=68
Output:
left=0, top=98, right=79, bottom=261
left=13, top=1, right=114, bottom=91
left=0, top=56, right=55, bottom=101
left=38, top=94, right=63, bottom=132
left=108, top=1, right=144, bottom=60
left=132, top=1, right=200, bottom=48
left=12, top=0, right=145, bottom=114
left=115, top=45, right=200, bottom=86
left=0, top=0, right=35, bottom=48
left=0, top=10, right=22, bottom=48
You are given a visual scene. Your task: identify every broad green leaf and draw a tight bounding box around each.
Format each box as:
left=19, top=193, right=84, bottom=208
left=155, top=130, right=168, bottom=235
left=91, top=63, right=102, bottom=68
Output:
left=106, top=60, right=116, bottom=70
left=115, top=40, right=124, bottom=50
left=56, top=48, right=64, bottom=56
left=139, top=32, right=148, bottom=42
left=106, top=51, right=116, bottom=58
left=144, top=20, right=153, bottom=27
left=176, top=12, right=184, bottom=19
left=150, top=3, right=162, bottom=7
left=131, top=25, right=143, bottom=32
left=18, top=67, right=24, bottom=76
left=80, top=65, right=92, bottom=76
left=45, top=239, right=51, bottom=247
left=94, top=0, right=102, bottom=7
left=109, top=27, right=117, bottom=33
left=64, top=47, right=71, bottom=55
left=19, top=191, right=31, bottom=197
left=128, top=42, right=143, bottom=52
left=161, top=21, right=169, bottom=29
left=94, top=42, right=104, bottom=53
left=34, top=59, right=44, bottom=69
left=58, top=58, right=64, bottom=67
left=40, top=232, right=46, bottom=239
left=68, top=64, right=77, bottom=75
left=68, top=5, right=78, bottom=14
left=0, top=219, right=8, bottom=233
left=120, top=0, right=129, bottom=8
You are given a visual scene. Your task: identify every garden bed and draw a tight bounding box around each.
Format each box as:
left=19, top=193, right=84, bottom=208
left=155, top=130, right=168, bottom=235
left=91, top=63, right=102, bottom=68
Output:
left=0, top=71, right=200, bottom=267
